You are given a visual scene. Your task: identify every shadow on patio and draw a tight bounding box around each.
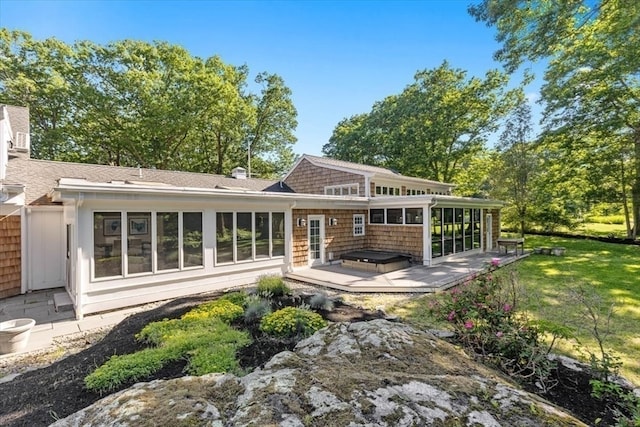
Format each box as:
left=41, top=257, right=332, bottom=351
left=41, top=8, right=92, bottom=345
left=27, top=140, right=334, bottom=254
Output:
left=286, top=251, right=529, bottom=293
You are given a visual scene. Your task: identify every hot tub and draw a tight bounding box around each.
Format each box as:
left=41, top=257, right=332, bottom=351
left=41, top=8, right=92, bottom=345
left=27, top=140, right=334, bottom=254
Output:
left=340, top=250, right=411, bottom=273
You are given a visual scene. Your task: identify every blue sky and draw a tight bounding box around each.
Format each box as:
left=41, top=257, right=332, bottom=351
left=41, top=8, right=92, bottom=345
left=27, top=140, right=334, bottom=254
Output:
left=1, top=0, right=540, bottom=156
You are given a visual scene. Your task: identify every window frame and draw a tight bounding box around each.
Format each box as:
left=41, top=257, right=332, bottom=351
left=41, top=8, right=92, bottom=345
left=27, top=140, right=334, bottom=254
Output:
left=353, top=214, right=365, bottom=236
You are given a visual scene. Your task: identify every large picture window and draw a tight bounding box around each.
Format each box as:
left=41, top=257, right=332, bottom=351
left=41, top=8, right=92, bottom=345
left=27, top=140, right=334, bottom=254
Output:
left=183, top=212, right=203, bottom=268
left=128, top=212, right=152, bottom=274
left=216, top=211, right=286, bottom=265
left=94, top=212, right=123, bottom=278
left=157, top=212, right=179, bottom=271
left=216, top=212, right=234, bottom=264
left=93, top=211, right=203, bottom=280
left=272, top=213, right=285, bottom=257
left=237, top=212, right=253, bottom=262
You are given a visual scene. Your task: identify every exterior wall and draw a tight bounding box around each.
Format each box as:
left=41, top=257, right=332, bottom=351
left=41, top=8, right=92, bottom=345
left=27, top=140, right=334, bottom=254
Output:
left=491, top=208, right=501, bottom=248
left=292, top=208, right=367, bottom=267
left=0, top=215, right=22, bottom=298
left=482, top=208, right=501, bottom=250
left=73, top=198, right=293, bottom=318
left=366, top=225, right=423, bottom=262
left=285, top=159, right=366, bottom=196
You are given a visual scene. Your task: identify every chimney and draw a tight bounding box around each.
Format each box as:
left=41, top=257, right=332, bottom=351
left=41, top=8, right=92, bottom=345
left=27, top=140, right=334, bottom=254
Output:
left=231, top=167, right=247, bottom=180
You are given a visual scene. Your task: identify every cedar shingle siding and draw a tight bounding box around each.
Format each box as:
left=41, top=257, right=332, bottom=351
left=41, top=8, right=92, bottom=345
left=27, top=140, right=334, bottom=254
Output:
left=284, top=159, right=365, bottom=196
left=0, top=215, right=21, bottom=298
left=366, top=225, right=423, bottom=262
left=292, top=209, right=367, bottom=267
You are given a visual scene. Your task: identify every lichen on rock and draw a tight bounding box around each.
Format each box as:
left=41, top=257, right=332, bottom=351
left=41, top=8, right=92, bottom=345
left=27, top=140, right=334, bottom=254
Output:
left=51, top=319, right=587, bottom=426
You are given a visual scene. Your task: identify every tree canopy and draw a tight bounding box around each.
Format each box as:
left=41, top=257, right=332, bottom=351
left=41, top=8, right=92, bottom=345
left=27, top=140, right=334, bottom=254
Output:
left=470, top=0, right=640, bottom=237
left=323, top=61, right=521, bottom=184
left=0, top=30, right=297, bottom=178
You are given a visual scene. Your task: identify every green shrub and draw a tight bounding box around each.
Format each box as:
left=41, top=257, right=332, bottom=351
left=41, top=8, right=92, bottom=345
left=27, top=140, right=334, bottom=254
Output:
left=427, top=267, right=564, bottom=390
left=309, top=293, right=334, bottom=311
left=260, top=306, right=327, bottom=338
left=244, top=295, right=272, bottom=324
left=180, top=299, right=244, bottom=323
left=256, top=274, right=290, bottom=298
left=219, top=290, right=248, bottom=307
left=87, top=300, right=251, bottom=393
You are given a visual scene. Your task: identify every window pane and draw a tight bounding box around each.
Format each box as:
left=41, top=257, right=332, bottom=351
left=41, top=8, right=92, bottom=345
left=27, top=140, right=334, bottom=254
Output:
left=353, top=214, right=365, bottom=236
left=454, top=208, right=464, bottom=253
left=237, top=212, right=253, bottom=261
left=473, top=209, right=481, bottom=249
left=370, top=209, right=384, bottom=224
left=216, top=212, right=234, bottom=264
left=405, top=208, right=423, bottom=224
left=431, top=208, right=442, bottom=258
left=128, top=212, right=152, bottom=274
left=94, top=212, right=122, bottom=278
left=255, top=212, right=269, bottom=259
left=443, top=208, right=454, bottom=256
left=183, top=212, right=203, bottom=267
left=387, top=208, right=403, bottom=224
left=272, top=212, right=285, bottom=257
left=157, top=212, right=179, bottom=271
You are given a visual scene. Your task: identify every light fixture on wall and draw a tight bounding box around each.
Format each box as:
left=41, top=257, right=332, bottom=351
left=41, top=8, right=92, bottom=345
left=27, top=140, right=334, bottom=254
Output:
left=329, top=218, right=338, bottom=226
left=297, top=218, right=306, bottom=227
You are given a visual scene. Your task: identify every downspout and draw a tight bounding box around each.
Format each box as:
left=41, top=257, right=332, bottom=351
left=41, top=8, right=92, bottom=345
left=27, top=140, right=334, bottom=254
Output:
left=20, top=206, right=28, bottom=293
left=73, top=197, right=83, bottom=319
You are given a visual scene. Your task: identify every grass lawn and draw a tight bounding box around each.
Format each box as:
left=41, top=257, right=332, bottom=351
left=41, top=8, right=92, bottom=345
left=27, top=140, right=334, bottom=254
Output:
left=390, top=235, right=640, bottom=386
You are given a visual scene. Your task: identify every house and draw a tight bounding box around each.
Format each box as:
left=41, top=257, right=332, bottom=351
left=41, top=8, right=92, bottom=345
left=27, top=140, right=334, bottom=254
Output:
left=0, top=105, right=501, bottom=318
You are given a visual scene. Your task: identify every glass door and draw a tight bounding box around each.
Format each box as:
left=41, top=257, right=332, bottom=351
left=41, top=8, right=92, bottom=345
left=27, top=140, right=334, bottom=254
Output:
left=308, top=215, right=325, bottom=265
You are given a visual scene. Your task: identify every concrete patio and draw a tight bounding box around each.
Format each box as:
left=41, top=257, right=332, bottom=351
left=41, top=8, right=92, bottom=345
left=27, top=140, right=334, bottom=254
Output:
left=286, top=251, right=529, bottom=293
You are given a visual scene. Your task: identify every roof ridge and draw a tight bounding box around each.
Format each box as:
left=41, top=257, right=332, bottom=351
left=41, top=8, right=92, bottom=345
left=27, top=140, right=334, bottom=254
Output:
left=25, top=159, right=279, bottom=183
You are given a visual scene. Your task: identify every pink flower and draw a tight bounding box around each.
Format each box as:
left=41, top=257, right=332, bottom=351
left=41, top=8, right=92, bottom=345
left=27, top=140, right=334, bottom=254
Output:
left=447, top=311, right=456, bottom=321
left=491, top=258, right=500, bottom=267
left=464, top=320, right=474, bottom=329
left=496, top=331, right=503, bottom=338
left=503, top=304, right=512, bottom=312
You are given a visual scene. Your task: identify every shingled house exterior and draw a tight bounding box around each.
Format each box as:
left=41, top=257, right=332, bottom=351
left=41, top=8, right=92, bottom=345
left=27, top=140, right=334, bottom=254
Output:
left=1, top=105, right=501, bottom=318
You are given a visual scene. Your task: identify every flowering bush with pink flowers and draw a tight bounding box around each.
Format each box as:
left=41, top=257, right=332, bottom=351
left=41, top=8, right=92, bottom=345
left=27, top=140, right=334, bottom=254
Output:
left=428, top=267, right=566, bottom=389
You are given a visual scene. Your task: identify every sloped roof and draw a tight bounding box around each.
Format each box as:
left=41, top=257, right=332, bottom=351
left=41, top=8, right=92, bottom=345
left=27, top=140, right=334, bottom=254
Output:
left=1, top=105, right=29, bottom=136
left=298, top=154, right=454, bottom=187
left=5, top=157, right=292, bottom=205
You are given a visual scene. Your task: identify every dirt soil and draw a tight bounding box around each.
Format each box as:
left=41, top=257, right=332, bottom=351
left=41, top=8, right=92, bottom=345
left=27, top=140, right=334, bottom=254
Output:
left=0, top=289, right=634, bottom=427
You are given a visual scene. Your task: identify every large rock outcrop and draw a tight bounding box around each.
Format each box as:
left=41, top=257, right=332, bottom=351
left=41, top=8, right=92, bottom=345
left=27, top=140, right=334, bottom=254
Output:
left=52, top=319, right=586, bottom=426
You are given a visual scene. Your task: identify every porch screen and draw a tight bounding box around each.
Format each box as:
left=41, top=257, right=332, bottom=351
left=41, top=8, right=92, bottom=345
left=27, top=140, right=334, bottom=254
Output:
left=216, top=212, right=234, bottom=264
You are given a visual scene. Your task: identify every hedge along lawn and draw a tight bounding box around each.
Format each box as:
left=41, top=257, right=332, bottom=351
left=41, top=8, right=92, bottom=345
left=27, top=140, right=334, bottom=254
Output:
left=515, top=235, right=640, bottom=385
left=389, top=235, right=640, bottom=386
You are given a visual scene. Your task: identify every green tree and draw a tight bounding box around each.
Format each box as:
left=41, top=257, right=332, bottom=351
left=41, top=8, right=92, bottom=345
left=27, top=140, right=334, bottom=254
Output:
left=470, top=0, right=640, bottom=237
left=494, top=101, right=538, bottom=236
left=0, top=30, right=79, bottom=161
left=0, top=30, right=298, bottom=177
left=323, top=62, right=521, bottom=183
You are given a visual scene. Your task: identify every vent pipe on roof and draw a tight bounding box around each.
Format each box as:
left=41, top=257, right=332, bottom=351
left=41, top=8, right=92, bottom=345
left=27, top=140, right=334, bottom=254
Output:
left=232, top=167, right=247, bottom=179
left=138, top=166, right=142, bottom=178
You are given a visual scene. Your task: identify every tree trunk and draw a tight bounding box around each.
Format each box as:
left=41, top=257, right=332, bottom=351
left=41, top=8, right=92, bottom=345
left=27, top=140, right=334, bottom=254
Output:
left=632, top=129, right=640, bottom=239
left=620, top=156, right=632, bottom=237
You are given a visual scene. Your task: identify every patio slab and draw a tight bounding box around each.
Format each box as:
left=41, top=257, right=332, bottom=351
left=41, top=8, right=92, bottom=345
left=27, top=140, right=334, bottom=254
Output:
left=286, top=251, right=528, bottom=293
